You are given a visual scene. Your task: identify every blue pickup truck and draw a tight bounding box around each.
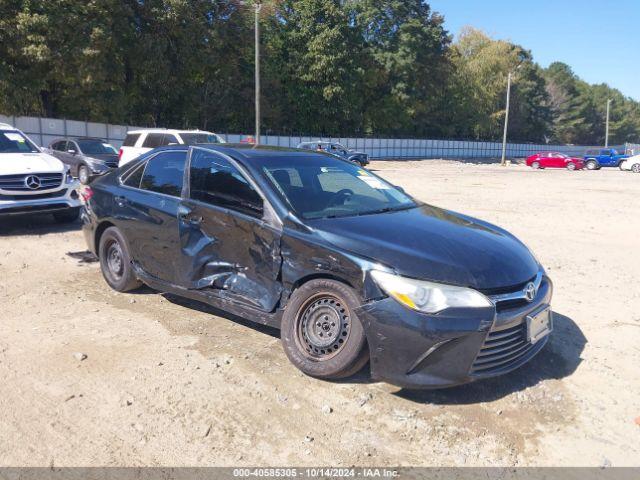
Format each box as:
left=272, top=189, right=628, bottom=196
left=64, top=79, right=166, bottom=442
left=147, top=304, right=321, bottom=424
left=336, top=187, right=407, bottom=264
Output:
left=583, top=148, right=629, bottom=170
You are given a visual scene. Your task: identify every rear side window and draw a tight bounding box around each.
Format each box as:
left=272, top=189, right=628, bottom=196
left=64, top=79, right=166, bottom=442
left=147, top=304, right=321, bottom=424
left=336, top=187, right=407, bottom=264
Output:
left=189, top=149, right=263, bottom=218
left=123, top=133, right=141, bottom=147
left=139, top=151, right=187, bottom=197
left=122, top=162, right=146, bottom=188
left=142, top=133, right=179, bottom=148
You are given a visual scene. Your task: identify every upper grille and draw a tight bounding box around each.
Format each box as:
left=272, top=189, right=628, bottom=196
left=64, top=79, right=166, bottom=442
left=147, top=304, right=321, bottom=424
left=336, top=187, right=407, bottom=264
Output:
left=470, top=322, right=536, bottom=375
left=0, top=173, right=63, bottom=191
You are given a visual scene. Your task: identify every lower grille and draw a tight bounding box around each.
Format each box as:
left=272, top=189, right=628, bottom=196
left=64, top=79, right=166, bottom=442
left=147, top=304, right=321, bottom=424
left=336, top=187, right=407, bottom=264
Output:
left=471, top=322, right=536, bottom=375
left=0, top=189, right=67, bottom=201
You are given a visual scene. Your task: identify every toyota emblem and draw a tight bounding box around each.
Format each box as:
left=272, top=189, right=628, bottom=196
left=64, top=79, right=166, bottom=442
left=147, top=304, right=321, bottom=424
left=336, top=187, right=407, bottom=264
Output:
left=524, top=282, right=537, bottom=302
left=25, top=175, right=41, bottom=190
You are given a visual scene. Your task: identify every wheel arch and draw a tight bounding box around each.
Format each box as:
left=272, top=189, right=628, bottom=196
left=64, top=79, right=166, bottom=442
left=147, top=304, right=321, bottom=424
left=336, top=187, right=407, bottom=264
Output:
left=94, top=220, right=116, bottom=255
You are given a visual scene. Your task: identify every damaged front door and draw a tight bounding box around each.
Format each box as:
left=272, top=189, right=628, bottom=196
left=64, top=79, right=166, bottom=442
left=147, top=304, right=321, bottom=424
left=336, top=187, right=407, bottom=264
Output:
left=177, top=147, right=283, bottom=312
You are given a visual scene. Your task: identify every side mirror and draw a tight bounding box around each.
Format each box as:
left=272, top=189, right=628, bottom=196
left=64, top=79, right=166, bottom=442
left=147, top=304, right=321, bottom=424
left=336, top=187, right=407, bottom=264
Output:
left=395, top=185, right=406, bottom=194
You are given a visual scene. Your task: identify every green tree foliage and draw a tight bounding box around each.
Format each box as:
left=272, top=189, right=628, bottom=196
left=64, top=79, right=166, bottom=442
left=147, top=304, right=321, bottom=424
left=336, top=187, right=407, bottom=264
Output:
left=0, top=1, right=638, bottom=144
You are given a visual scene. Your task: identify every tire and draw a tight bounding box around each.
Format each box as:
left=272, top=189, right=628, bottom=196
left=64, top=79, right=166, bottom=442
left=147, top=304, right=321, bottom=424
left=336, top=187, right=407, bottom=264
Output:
left=280, top=279, right=369, bottom=380
left=632, top=164, right=640, bottom=174
left=78, top=165, right=91, bottom=185
left=531, top=161, right=540, bottom=169
left=566, top=162, right=576, bottom=171
left=98, top=226, right=142, bottom=292
left=53, top=207, right=80, bottom=223
left=585, top=160, right=598, bottom=170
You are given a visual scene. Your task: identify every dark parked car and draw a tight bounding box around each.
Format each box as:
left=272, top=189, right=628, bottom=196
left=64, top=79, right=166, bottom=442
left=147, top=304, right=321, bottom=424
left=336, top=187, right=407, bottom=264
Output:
left=297, top=141, right=369, bottom=166
left=49, top=137, right=119, bottom=184
left=81, top=144, right=552, bottom=389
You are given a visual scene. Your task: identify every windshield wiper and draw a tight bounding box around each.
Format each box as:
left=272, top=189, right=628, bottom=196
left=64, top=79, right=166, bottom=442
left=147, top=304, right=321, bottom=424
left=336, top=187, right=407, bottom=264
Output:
left=356, top=204, right=416, bottom=217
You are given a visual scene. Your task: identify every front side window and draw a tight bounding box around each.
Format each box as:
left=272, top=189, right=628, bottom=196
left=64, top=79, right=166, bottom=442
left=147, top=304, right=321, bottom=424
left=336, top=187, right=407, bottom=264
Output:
left=189, top=149, right=263, bottom=218
left=139, top=151, right=187, bottom=197
left=262, top=156, right=415, bottom=220
left=0, top=131, right=39, bottom=154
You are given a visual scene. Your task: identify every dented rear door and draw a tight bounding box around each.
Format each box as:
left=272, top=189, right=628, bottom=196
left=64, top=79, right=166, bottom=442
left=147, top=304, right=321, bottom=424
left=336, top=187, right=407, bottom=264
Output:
left=176, top=148, right=283, bottom=312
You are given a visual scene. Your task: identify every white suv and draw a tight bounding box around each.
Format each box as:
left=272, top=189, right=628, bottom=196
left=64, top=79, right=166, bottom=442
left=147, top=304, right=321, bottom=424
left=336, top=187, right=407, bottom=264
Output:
left=118, top=129, right=225, bottom=166
left=0, top=123, right=81, bottom=222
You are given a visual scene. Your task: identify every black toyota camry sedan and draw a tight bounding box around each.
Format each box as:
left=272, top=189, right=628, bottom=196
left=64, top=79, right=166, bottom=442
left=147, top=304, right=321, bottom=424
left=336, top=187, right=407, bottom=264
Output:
left=81, top=144, right=553, bottom=389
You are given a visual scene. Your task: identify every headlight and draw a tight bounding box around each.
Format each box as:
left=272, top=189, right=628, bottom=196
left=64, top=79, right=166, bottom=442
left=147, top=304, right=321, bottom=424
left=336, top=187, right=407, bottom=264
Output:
left=370, top=270, right=492, bottom=314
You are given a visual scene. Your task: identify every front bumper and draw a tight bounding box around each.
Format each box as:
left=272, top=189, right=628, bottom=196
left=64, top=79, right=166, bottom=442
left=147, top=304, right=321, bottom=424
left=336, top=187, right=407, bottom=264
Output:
left=0, top=185, right=81, bottom=216
left=355, top=275, right=553, bottom=389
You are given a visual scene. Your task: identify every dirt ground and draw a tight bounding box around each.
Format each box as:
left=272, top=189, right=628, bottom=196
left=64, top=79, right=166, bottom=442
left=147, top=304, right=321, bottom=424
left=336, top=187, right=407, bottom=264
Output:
left=0, top=160, right=639, bottom=467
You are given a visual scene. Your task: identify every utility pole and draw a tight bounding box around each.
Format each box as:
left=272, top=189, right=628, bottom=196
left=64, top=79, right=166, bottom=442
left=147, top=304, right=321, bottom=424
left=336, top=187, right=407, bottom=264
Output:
left=501, top=71, right=512, bottom=166
left=254, top=1, right=262, bottom=145
left=605, top=98, right=611, bottom=147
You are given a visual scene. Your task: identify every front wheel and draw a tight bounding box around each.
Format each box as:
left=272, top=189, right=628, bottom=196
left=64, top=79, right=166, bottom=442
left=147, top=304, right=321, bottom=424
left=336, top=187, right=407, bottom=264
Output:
left=98, top=226, right=142, bottom=292
left=280, top=279, right=369, bottom=380
left=632, top=164, right=640, bottom=174
left=566, top=162, right=576, bottom=171
left=531, top=161, right=540, bottom=169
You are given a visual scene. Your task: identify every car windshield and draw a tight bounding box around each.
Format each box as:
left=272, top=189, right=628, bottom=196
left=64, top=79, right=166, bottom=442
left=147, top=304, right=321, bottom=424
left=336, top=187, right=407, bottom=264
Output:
left=0, top=130, right=39, bottom=154
left=262, top=156, right=416, bottom=220
left=77, top=140, right=117, bottom=155
left=180, top=133, right=222, bottom=145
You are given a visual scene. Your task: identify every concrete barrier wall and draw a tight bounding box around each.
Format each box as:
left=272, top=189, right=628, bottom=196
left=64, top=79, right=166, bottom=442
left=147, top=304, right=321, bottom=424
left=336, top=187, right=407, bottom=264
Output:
left=0, top=114, right=622, bottom=159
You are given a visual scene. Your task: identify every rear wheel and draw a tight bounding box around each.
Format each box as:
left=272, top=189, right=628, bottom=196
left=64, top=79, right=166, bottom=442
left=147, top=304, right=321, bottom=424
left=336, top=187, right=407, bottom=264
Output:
left=98, top=226, right=142, bottom=292
left=586, top=160, right=598, bottom=170
left=531, top=161, right=540, bottom=169
left=566, top=162, right=576, bottom=171
left=280, top=279, right=369, bottom=380
left=632, top=163, right=640, bottom=174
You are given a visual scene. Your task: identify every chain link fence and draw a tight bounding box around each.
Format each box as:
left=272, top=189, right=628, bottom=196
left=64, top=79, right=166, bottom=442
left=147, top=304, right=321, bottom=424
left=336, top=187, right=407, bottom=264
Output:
left=1, top=113, right=629, bottom=160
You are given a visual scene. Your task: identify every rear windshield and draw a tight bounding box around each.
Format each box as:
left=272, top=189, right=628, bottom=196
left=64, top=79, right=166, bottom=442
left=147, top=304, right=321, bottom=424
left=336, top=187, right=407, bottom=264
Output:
left=77, top=139, right=117, bottom=155
left=0, top=131, right=39, bottom=153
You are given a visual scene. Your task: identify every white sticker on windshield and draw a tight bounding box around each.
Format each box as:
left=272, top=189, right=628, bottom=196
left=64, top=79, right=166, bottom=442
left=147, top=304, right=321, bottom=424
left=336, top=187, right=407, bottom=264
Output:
left=4, top=133, right=25, bottom=142
left=358, top=175, right=389, bottom=189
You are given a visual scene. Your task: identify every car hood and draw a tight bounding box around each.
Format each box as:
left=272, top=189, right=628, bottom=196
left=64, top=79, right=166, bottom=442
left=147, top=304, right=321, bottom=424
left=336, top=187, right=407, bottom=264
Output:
left=307, top=204, right=539, bottom=290
left=0, top=152, right=65, bottom=175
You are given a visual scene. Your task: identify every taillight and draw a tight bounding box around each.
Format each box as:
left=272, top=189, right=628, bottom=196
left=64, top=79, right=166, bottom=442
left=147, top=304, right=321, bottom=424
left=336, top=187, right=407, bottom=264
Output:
left=118, top=148, right=123, bottom=160
left=80, top=186, right=94, bottom=203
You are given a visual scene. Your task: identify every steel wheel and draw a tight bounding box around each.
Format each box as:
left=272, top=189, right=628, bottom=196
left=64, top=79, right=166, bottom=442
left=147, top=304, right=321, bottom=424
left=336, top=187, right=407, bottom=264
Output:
left=106, top=240, right=124, bottom=281
left=296, top=295, right=350, bottom=361
left=98, top=226, right=142, bottom=292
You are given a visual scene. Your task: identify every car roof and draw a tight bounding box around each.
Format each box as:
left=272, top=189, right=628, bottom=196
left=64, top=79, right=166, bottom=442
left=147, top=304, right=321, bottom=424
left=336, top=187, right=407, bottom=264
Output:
left=52, top=137, right=107, bottom=142
left=126, top=129, right=216, bottom=135
left=147, top=143, right=338, bottom=165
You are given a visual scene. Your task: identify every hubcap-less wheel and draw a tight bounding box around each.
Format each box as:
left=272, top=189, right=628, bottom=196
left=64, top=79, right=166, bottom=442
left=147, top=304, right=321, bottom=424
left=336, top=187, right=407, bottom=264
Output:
left=106, top=241, right=124, bottom=281
left=297, top=295, right=350, bottom=360
left=633, top=164, right=640, bottom=173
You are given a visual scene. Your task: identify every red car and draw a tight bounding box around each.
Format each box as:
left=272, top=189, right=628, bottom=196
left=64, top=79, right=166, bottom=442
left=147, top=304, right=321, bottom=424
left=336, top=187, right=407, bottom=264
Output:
left=526, top=152, right=584, bottom=170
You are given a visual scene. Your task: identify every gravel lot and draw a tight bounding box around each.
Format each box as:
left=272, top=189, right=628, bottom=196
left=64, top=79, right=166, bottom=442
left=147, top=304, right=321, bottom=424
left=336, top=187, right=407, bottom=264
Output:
left=0, top=160, right=638, bottom=467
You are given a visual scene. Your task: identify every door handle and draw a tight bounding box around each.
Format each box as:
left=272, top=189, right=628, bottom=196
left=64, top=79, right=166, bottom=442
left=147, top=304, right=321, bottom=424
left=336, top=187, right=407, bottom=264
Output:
left=178, top=205, right=203, bottom=226
left=114, top=196, right=128, bottom=207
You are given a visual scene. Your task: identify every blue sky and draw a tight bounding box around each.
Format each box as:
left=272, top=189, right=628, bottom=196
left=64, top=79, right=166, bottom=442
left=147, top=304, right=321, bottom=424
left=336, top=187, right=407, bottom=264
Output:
left=429, top=0, right=640, bottom=101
